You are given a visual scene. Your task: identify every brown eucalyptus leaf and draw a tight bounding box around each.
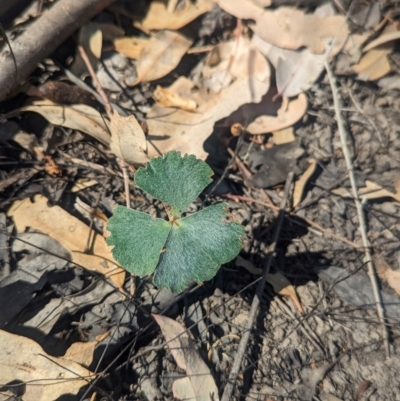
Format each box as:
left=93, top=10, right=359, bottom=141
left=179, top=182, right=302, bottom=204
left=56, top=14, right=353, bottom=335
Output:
left=0, top=330, right=92, bottom=401
left=154, top=314, right=219, bottom=400
left=135, top=0, right=214, bottom=32
left=132, top=30, right=193, bottom=84
left=247, top=93, right=308, bottom=135
left=7, top=195, right=125, bottom=289
left=216, top=1, right=349, bottom=54
left=15, top=99, right=111, bottom=146
left=293, top=159, right=317, bottom=207
left=153, top=85, right=197, bottom=111
left=109, top=112, right=149, bottom=165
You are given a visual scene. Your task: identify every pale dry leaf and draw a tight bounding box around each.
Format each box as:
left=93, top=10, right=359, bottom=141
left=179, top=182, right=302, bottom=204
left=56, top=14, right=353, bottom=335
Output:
left=293, top=159, right=317, bottom=207
left=253, top=34, right=328, bottom=97
left=353, top=24, right=397, bottom=81
left=80, top=23, right=103, bottom=59
left=272, top=127, right=296, bottom=145
left=0, top=330, right=92, bottom=401
left=153, top=85, right=197, bottom=111
left=153, top=314, right=219, bottom=401
left=71, top=178, right=99, bottom=193
left=15, top=99, right=111, bottom=146
left=113, top=36, right=148, bottom=59
left=134, top=0, right=214, bottom=32
left=71, top=23, right=103, bottom=77
left=332, top=180, right=400, bottom=203
left=132, top=30, right=193, bottom=85
left=7, top=195, right=125, bottom=289
left=146, top=38, right=271, bottom=159
left=63, top=331, right=110, bottom=367
left=236, top=256, right=304, bottom=314
left=247, top=93, right=308, bottom=135
left=97, top=22, right=125, bottom=41
left=216, top=2, right=349, bottom=54
left=364, top=29, right=400, bottom=52
left=374, top=254, right=400, bottom=295
left=352, top=46, right=392, bottom=81
left=109, top=112, right=149, bottom=165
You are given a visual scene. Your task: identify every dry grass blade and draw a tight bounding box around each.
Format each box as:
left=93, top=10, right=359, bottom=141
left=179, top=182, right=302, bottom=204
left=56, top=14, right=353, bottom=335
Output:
left=324, top=60, right=390, bottom=358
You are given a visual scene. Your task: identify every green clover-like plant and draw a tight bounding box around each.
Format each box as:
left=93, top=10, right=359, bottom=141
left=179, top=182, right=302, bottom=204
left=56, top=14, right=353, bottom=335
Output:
left=106, top=151, right=245, bottom=293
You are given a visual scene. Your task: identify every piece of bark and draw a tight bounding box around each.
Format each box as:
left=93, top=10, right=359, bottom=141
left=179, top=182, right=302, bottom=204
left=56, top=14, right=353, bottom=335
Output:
left=0, top=0, right=116, bottom=102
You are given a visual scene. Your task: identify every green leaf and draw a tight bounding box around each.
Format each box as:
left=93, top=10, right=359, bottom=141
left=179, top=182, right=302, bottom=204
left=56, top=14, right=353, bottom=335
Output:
left=154, top=203, right=245, bottom=293
left=106, top=206, right=170, bottom=276
left=135, top=151, right=213, bottom=218
left=107, top=151, right=245, bottom=293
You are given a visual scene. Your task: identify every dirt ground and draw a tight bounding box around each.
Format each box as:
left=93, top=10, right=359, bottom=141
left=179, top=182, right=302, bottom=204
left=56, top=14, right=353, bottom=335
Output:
left=1, top=1, right=400, bottom=400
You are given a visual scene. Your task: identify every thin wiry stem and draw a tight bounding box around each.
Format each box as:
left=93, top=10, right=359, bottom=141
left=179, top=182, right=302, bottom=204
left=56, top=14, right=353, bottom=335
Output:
left=324, top=60, right=390, bottom=358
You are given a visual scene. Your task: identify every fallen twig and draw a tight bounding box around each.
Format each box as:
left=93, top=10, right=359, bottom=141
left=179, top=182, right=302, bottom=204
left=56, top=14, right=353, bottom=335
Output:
left=324, top=60, right=390, bottom=358
left=221, top=172, right=294, bottom=401
left=0, top=0, right=116, bottom=102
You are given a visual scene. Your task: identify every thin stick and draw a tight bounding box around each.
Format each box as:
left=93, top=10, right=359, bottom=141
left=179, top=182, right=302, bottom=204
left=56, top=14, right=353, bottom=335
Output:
left=78, top=44, right=131, bottom=210
left=78, top=45, right=112, bottom=119
left=325, top=61, right=390, bottom=358
left=221, top=172, right=294, bottom=401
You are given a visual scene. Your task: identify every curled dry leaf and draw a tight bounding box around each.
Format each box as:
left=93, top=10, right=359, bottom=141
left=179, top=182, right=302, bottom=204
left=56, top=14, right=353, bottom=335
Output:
left=353, top=24, right=397, bottom=81
left=352, top=46, right=392, bottom=81
left=332, top=180, right=400, bottom=203
left=293, top=159, right=317, bottom=207
left=113, top=36, right=148, bottom=59
left=14, top=99, right=111, bottom=146
left=153, top=314, right=219, bottom=400
left=109, top=112, right=149, bottom=165
left=0, top=330, right=92, bottom=401
left=64, top=331, right=110, bottom=367
left=236, top=256, right=304, bottom=314
left=153, top=85, right=197, bottom=111
left=247, top=93, right=308, bottom=135
left=132, top=30, right=193, bottom=85
left=147, top=38, right=271, bottom=159
left=134, top=0, right=214, bottom=32
left=216, top=1, right=349, bottom=54
left=7, top=195, right=125, bottom=289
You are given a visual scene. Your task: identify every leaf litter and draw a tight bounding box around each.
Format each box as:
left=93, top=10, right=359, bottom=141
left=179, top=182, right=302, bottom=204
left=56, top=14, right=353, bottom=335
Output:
left=2, top=0, right=400, bottom=400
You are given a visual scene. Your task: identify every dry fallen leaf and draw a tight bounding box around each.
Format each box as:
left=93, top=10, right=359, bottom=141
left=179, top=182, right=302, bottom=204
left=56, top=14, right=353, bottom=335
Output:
left=132, top=30, right=194, bottom=85
left=293, top=159, right=317, bottom=207
left=332, top=180, right=400, bottom=203
left=0, top=330, right=92, bottom=401
left=216, top=2, right=349, bottom=54
left=64, top=331, right=110, bottom=367
left=134, top=0, right=214, bottom=32
left=374, top=254, right=400, bottom=295
left=110, top=112, right=149, bottom=165
left=253, top=34, right=329, bottom=97
left=147, top=38, right=271, bottom=159
left=247, top=93, right=308, bottom=134
left=236, top=256, right=304, bottom=314
left=71, top=178, right=99, bottom=193
left=352, top=46, right=392, bottom=81
left=153, top=314, right=219, bottom=400
left=7, top=195, right=125, bottom=289
left=272, top=127, right=296, bottom=145
left=71, top=22, right=103, bottom=77
left=153, top=85, right=197, bottom=111
left=353, top=24, right=397, bottom=81
left=113, top=36, right=148, bottom=59
left=14, top=99, right=111, bottom=146
left=364, top=28, right=400, bottom=52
